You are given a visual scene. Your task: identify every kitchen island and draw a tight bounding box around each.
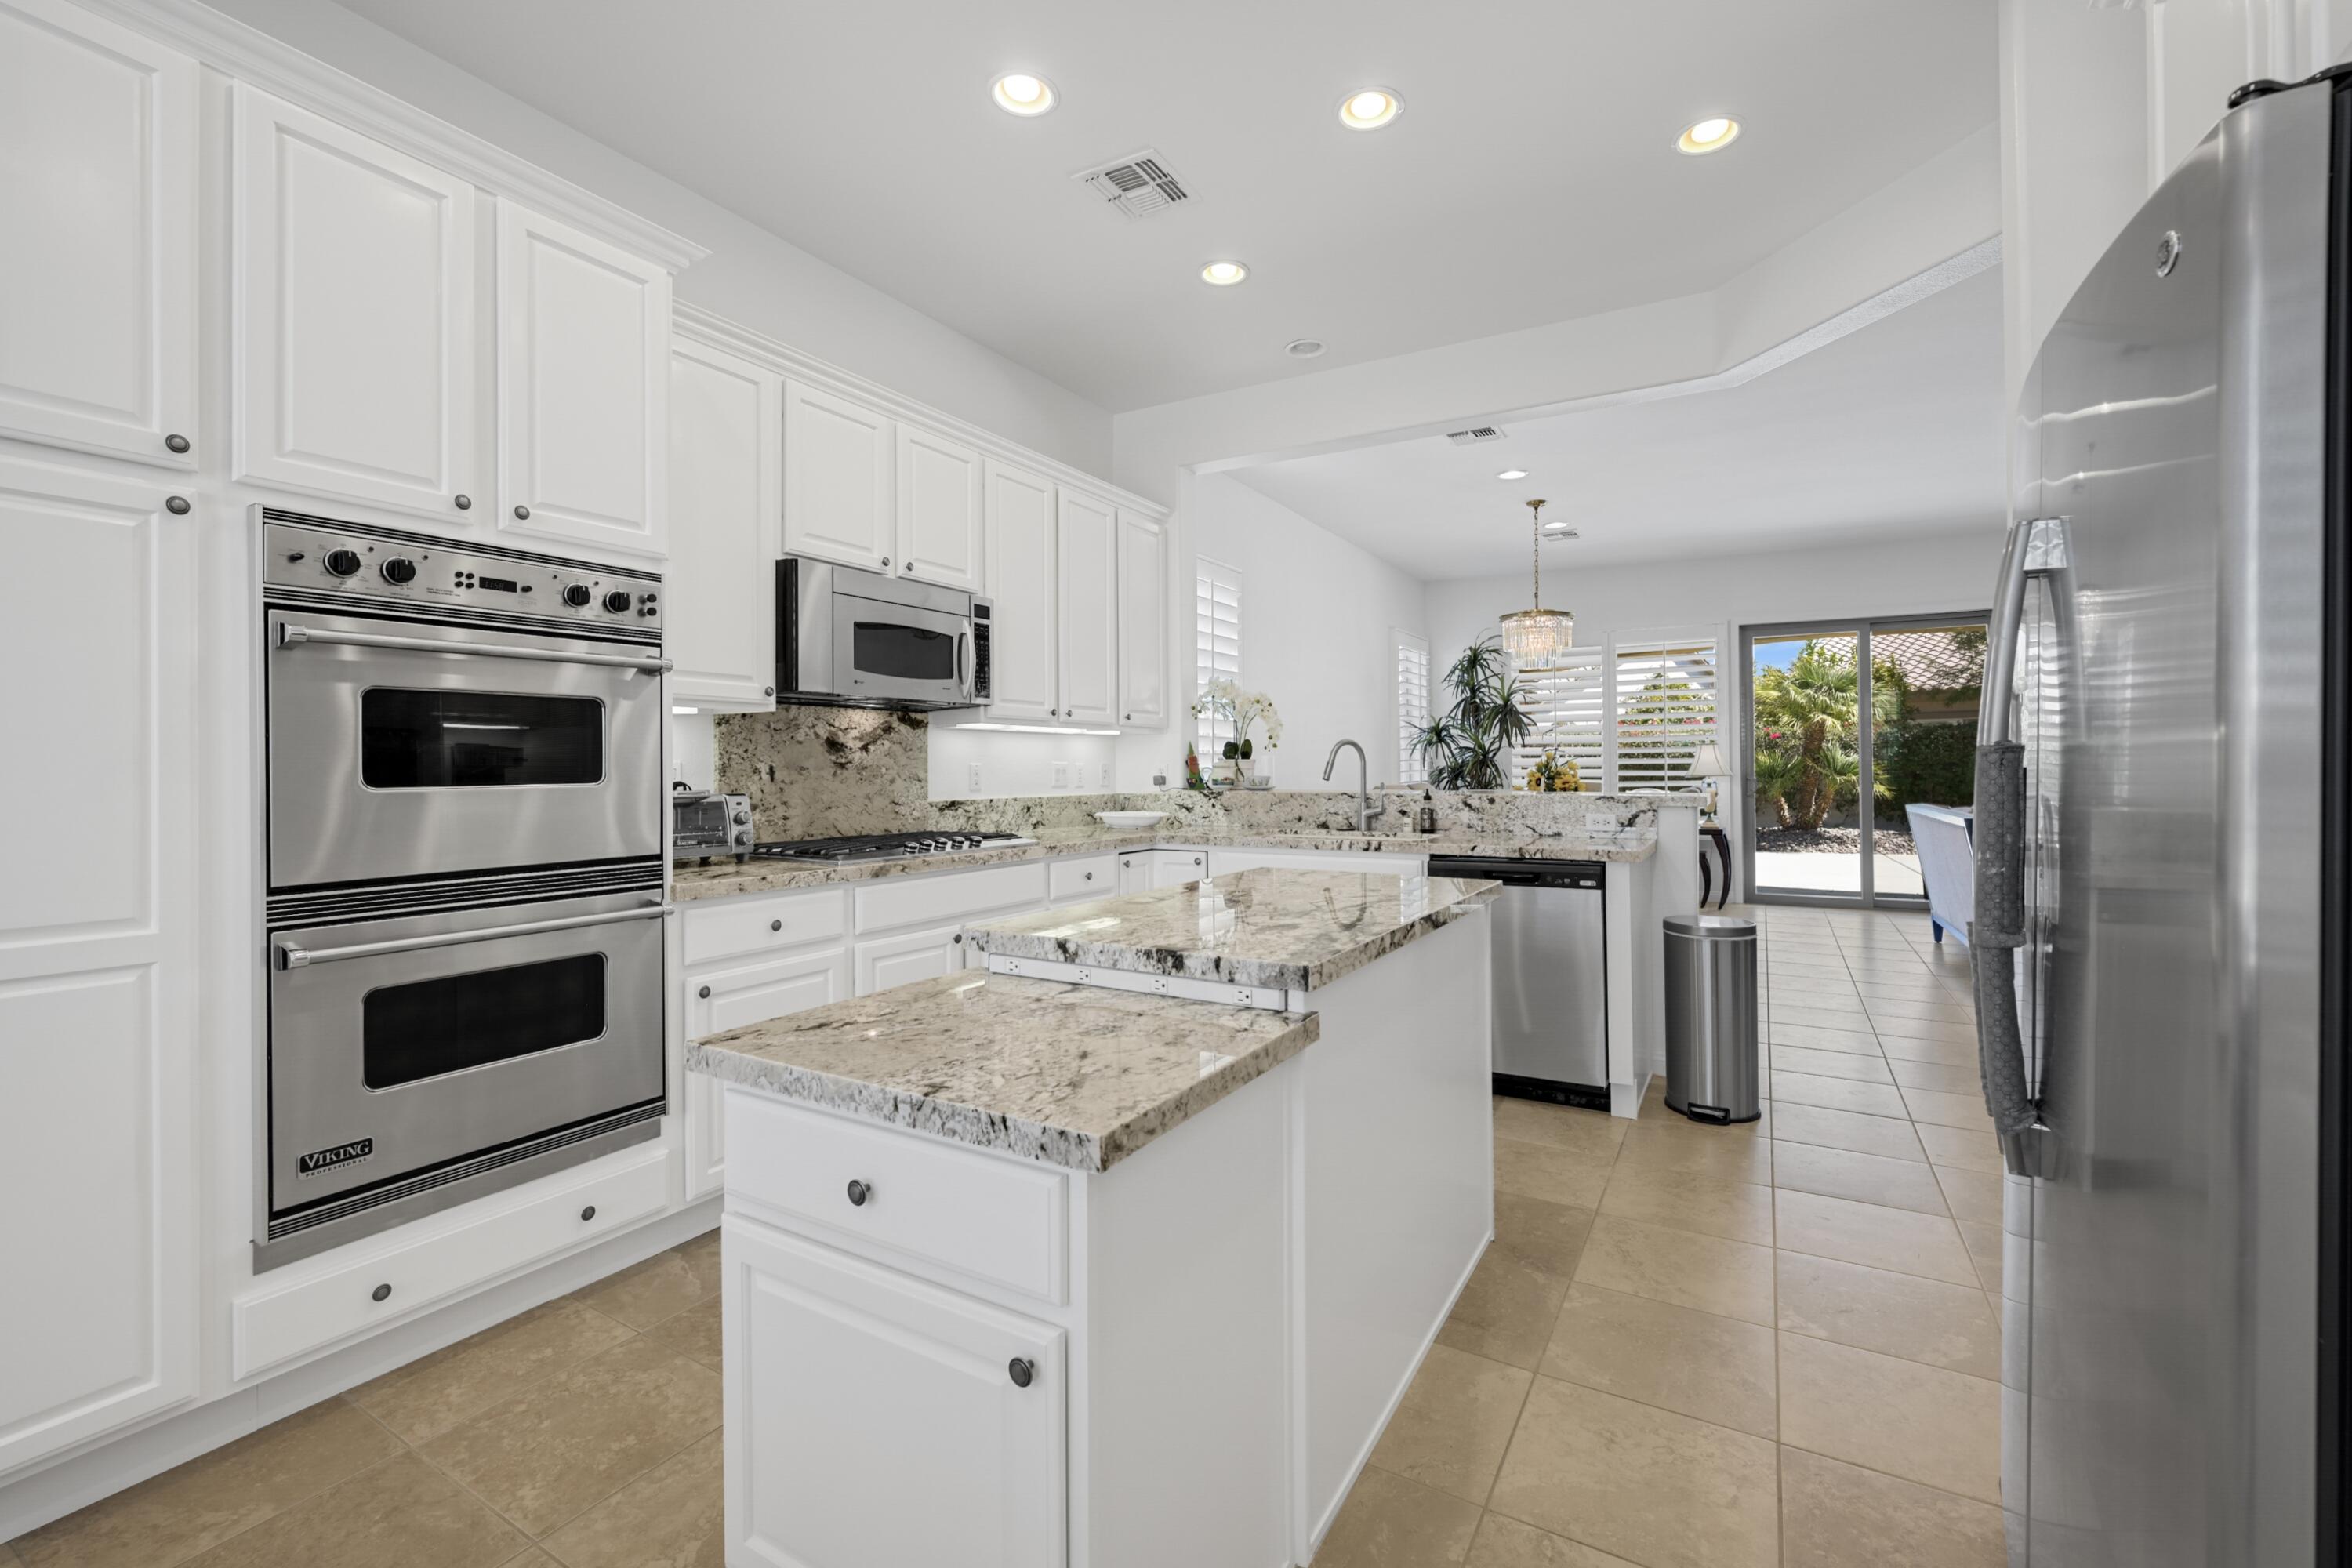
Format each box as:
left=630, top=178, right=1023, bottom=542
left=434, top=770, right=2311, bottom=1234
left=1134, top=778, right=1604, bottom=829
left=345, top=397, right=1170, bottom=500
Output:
left=689, top=868, right=1497, bottom=1568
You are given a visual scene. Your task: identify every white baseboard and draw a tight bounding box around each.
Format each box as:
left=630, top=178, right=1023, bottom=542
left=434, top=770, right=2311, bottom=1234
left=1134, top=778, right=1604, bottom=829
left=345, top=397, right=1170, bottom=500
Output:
left=0, top=1196, right=720, bottom=1541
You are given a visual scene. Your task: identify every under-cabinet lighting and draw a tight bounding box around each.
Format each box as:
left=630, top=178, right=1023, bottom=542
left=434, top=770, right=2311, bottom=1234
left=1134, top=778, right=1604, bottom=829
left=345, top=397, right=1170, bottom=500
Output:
left=954, top=721, right=1123, bottom=736
left=670, top=706, right=700, bottom=715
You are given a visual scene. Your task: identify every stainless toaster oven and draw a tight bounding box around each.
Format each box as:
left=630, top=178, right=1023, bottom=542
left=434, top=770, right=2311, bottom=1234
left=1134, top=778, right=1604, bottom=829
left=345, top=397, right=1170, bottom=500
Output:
left=673, top=788, right=754, bottom=862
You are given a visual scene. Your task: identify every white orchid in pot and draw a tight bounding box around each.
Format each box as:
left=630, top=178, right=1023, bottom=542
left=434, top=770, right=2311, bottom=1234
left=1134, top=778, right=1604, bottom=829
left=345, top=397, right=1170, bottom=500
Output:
left=1192, top=680, right=1283, bottom=786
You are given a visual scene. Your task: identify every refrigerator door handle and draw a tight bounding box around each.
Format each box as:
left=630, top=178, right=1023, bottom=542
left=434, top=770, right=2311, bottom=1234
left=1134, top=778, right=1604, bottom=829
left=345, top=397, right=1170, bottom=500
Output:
left=1974, top=516, right=2067, bottom=1178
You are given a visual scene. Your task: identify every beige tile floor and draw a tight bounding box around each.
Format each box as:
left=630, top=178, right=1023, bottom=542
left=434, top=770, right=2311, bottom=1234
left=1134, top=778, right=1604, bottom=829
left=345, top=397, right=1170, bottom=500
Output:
left=1319, top=904, right=2005, bottom=1568
left=9, top=906, right=1997, bottom=1568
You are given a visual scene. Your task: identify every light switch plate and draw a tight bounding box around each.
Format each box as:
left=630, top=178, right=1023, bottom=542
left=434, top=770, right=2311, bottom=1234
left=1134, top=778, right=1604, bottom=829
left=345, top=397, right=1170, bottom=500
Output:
left=1100, top=762, right=1112, bottom=789
left=967, top=762, right=983, bottom=792
left=1053, top=761, right=1071, bottom=789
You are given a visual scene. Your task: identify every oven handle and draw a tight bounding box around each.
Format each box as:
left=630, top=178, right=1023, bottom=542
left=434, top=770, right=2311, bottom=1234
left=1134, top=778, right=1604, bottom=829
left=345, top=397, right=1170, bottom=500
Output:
left=275, top=622, right=673, bottom=673
left=276, top=904, right=670, bottom=970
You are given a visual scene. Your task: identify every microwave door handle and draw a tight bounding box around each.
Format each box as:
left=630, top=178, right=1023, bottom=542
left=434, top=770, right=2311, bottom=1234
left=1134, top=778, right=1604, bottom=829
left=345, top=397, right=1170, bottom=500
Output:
left=957, top=630, right=969, bottom=697
left=276, top=904, right=670, bottom=970
left=275, top=622, right=673, bottom=673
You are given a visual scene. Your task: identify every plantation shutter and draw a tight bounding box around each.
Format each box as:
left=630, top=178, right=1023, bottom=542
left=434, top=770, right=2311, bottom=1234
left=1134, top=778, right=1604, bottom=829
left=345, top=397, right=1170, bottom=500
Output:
left=1514, top=648, right=1606, bottom=789
left=1195, top=558, right=1241, bottom=751
left=1610, top=635, right=1721, bottom=792
left=1396, top=631, right=1430, bottom=784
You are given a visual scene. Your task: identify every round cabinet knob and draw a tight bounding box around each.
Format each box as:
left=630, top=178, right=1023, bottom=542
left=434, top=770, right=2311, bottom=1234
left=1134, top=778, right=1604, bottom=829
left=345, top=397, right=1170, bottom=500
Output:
left=764, top=685, right=775, bottom=697
left=1007, top=1357, right=1035, bottom=1389
left=604, top=590, right=634, bottom=614
left=1083, top=871, right=1094, bottom=881
left=513, top=504, right=531, bottom=520
left=697, top=985, right=712, bottom=999
left=165, top=433, right=191, bottom=454
left=165, top=495, right=191, bottom=516
left=454, top=493, right=472, bottom=510
left=845, top=1179, right=873, bottom=1207
left=880, top=556, right=891, bottom=568
left=952, top=932, right=963, bottom=944
left=768, top=918, right=783, bottom=932
left=1123, top=713, right=1131, bottom=721
left=380, top=557, right=418, bottom=585
left=323, top=549, right=363, bottom=578
left=561, top=584, right=593, bottom=608
left=370, top=1283, right=392, bottom=1303
left=579, top=1204, right=597, bottom=1222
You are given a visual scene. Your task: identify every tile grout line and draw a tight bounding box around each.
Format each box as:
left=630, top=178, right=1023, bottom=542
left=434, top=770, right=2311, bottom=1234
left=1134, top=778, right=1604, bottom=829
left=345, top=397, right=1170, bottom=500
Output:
left=344, top=1368, right=555, bottom=1548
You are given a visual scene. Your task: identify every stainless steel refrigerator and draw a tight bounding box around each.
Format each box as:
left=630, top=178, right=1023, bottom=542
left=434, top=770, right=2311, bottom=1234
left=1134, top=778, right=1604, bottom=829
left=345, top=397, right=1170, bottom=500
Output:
left=1981, top=68, right=2346, bottom=1567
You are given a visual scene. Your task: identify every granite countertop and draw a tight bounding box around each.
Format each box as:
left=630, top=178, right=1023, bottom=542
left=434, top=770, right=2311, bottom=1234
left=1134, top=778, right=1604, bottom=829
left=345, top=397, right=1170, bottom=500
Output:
left=685, top=972, right=1318, bottom=1173
left=670, top=823, right=1652, bottom=902
left=963, top=866, right=1501, bottom=993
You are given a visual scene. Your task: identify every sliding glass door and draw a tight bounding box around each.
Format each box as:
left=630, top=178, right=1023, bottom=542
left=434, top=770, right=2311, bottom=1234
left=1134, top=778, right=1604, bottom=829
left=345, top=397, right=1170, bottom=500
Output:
left=1740, top=614, right=1987, bottom=907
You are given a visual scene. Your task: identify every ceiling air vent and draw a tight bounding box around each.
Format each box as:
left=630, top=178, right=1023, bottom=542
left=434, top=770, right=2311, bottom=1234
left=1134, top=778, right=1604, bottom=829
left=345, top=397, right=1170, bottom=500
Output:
left=1073, top=149, right=1191, bottom=220
left=1445, top=426, right=1508, bottom=445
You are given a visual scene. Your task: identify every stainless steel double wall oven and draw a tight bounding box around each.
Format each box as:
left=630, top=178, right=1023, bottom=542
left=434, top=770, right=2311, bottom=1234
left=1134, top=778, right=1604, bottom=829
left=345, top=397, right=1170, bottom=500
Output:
left=258, top=510, right=670, bottom=1269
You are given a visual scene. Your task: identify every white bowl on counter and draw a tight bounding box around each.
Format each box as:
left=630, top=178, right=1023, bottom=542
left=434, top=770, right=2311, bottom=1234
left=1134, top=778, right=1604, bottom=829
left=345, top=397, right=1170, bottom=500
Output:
left=1094, top=811, right=1169, bottom=829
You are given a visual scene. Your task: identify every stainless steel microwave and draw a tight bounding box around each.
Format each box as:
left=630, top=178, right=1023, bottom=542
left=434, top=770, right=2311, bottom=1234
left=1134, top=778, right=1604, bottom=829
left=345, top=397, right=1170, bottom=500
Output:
left=776, top=557, right=990, bottom=710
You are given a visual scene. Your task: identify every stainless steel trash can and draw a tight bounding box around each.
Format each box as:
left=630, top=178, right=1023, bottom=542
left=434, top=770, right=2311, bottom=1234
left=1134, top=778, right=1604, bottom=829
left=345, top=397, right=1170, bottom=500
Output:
left=1663, top=913, right=1760, bottom=1124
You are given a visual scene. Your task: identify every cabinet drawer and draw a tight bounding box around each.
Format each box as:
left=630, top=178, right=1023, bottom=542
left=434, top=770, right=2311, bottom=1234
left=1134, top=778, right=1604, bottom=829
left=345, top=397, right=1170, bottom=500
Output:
left=1048, top=854, right=1117, bottom=902
left=232, top=1145, right=670, bottom=1381
left=854, top=861, right=1047, bottom=934
left=725, top=1091, right=1067, bottom=1303
left=682, top=886, right=848, bottom=967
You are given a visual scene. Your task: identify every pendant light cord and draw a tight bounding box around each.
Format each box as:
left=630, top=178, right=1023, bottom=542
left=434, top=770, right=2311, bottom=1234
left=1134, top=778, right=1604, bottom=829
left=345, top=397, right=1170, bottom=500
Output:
left=1527, top=499, right=1544, bottom=611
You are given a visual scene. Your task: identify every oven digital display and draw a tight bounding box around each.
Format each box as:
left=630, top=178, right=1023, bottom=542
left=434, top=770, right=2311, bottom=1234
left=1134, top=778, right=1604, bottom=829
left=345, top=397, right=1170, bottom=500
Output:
left=475, top=575, right=520, bottom=592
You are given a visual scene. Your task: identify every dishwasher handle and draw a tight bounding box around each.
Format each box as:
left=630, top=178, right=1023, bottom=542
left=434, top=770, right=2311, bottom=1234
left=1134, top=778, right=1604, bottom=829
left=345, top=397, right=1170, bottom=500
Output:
left=1428, top=855, right=1605, bottom=890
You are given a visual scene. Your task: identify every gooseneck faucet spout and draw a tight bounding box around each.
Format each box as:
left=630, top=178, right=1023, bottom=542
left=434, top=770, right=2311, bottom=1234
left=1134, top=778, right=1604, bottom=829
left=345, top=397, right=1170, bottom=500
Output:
left=1322, top=739, right=1372, bottom=833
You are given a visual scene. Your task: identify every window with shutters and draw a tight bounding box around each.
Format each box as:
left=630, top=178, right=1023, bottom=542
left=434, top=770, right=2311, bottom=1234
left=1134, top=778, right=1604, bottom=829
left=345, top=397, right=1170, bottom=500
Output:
left=1611, top=634, right=1721, bottom=792
left=1195, top=558, right=1241, bottom=751
left=1514, top=648, right=1606, bottom=789
left=1395, top=631, right=1431, bottom=784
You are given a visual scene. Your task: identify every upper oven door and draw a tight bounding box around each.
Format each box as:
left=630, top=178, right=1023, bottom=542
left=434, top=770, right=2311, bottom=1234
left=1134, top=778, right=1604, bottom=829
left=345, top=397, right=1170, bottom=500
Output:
left=833, top=592, right=973, bottom=707
left=267, top=608, right=666, bottom=889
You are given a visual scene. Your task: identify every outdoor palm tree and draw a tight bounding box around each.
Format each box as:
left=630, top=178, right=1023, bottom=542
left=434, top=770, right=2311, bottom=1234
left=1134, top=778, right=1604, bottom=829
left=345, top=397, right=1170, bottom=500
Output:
left=1752, top=641, right=1903, bottom=829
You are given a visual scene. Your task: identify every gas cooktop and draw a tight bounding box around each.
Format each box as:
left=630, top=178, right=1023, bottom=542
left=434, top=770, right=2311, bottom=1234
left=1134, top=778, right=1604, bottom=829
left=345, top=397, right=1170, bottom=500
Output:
left=749, top=831, right=1037, bottom=866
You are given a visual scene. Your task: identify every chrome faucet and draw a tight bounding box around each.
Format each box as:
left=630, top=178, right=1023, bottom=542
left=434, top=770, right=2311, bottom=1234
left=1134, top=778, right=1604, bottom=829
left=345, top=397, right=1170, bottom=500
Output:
left=1322, top=739, right=1372, bottom=832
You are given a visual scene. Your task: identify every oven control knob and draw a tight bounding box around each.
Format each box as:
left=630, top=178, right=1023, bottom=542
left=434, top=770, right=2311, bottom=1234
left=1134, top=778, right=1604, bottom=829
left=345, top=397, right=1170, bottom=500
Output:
left=380, top=557, right=417, bottom=585
left=323, top=548, right=363, bottom=578
left=561, top=583, right=593, bottom=608
left=604, top=590, right=634, bottom=614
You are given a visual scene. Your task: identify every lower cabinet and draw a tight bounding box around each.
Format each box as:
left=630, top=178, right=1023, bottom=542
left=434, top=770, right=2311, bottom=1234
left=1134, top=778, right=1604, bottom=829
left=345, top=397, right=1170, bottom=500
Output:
left=1148, top=849, right=1208, bottom=888
left=683, top=946, right=851, bottom=1200
left=723, top=1218, right=1067, bottom=1568
left=853, top=922, right=967, bottom=996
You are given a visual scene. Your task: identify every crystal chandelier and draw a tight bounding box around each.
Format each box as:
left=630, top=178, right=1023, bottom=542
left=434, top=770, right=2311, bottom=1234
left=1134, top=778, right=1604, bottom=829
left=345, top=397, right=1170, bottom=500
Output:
left=1497, top=498, right=1573, bottom=666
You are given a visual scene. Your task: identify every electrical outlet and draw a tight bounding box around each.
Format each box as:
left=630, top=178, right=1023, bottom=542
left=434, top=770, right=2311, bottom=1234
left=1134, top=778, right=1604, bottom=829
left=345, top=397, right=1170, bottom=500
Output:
left=967, top=761, right=982, bottom=792
left=1053, top=760, right=1071, bottom=789
left=1584, top=809, right=1617, bottom=833
left=1099, top=762, right=1112, bottom=789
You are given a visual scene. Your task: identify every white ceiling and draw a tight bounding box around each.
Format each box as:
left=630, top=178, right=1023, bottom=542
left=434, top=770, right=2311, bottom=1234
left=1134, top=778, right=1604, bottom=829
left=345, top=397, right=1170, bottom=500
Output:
left=1228, top=265, right=2007, bottom=580
left=332, top=0, right=1995, bottom=411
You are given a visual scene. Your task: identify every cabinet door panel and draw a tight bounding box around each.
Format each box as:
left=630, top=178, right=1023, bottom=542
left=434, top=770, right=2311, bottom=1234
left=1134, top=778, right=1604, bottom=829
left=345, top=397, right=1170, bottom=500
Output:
left=894, top=425, right=983, bottom=590
left=782, top=381, right=892, bottom=572
left=855, top=924, right=965, bottom=997
left=497, top=200, right=670, bottom=559
left=1054, top=489, right=1118, bottom=725
left=1116, top=510, right=1167, bottom=728
left=235, top=87, right=477, bottom=520
left=724, top=1221, right=1066, bottom=1568
left=1149, top=850, right=1207, bottom=888
left=669, top=337, right=781, bottom=706
left=0, top=458, right=195, bottom=1472
left=982, top=460, right=1056, bottom=720
left=684, top=947, right=849, bottom=1200
left=0, top=0, right=195, bottom=466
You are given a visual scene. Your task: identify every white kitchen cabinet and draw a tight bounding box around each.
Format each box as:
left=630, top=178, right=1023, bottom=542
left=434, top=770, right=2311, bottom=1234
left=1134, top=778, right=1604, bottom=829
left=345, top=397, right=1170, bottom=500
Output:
left=0, top=0, right=197, bottom=467
left=234, top=86, right=480, bottom=522
left=1149, top=849, right=1209, bottom=888
left=0, top=457, right=197, bottom=1472
left=782, top=379, right=893, bottom=573
left=1116, top=851, right=1149, bottom=895
left=895, top=425, right=984, bottom=591
left=981, top=459, right=1058, bottom=720
left=496, top=199, right=671, bottom=560
left=723, top=1218, right=1067, bottom=1568
left=1047, top=854, right=1117, bottom=906
left=1054, top=488, right=1119, bottom=725
left=855, top=923, right=969, bottom=996
left=668, top=335, right=782, bottom=706
left=684, top=946, right=853, bottom=1200
left=1116, top=510, right=1167, bottom=728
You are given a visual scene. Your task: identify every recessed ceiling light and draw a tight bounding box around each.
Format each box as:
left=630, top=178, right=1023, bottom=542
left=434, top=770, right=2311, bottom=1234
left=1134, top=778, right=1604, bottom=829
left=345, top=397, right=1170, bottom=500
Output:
left=1338, top=87, right=1404, bottom=131
left=1286, top=338, right=1327, bottom=358
left=1677, top=115, right=1740, bottom=154
left=1201, top=260, right=1250, bottom=286
left=990, top=72, right=1057, bottom=116
left=1497, top=468, right=1529, bottom=481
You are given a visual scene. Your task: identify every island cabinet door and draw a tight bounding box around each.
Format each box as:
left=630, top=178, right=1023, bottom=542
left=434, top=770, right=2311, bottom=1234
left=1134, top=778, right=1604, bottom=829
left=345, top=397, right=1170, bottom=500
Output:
left=724, top=1219, right=1066, bottom=1568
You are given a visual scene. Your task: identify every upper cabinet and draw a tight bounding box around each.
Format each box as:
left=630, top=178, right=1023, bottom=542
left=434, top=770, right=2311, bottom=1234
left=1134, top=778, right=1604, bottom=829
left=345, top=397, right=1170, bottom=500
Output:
left=1116, top=510, right=1168, bottom=728
left=782, top=379, right=894, bottom=573
left=982, top=459, right=1058, bottom=721
left=0, top=0, right=196, bottom=468
left=496, top=200, right=671, bottom=560
left=1055, top=489, right=1118, bottom=726
left=895, top=426, right=984, bottom=592
left=668, top=334, right=782, bottom=708
left=234, top=87, right=478, bottom=521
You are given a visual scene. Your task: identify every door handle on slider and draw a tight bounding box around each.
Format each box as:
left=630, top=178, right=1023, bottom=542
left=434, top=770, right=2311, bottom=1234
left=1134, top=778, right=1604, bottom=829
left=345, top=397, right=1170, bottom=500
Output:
left=277, top=904, right=668, bottom=969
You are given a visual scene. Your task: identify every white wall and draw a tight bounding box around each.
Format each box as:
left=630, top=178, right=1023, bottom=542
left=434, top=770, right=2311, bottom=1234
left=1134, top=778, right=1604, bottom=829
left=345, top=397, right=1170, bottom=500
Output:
left=201, top=0, right=1112, bottom=475
left=927, top=727, right=1121, bottom=800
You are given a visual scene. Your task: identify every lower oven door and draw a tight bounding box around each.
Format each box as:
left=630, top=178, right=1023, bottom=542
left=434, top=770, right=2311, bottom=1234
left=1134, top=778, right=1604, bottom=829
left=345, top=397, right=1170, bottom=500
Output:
left=266, top=608, right=666, bottom=888
left=267, top=892, right=666, bottom=1242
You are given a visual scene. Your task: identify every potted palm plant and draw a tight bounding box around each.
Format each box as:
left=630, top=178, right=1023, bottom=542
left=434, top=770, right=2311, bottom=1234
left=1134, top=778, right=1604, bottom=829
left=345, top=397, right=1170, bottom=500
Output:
left=1413, top=637, right=1533, bottom=790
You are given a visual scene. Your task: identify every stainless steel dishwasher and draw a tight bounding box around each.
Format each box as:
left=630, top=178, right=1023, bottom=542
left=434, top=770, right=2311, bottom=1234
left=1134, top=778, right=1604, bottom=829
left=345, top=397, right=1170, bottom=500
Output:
left=1428, top=856, right=1608, bottom=1109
